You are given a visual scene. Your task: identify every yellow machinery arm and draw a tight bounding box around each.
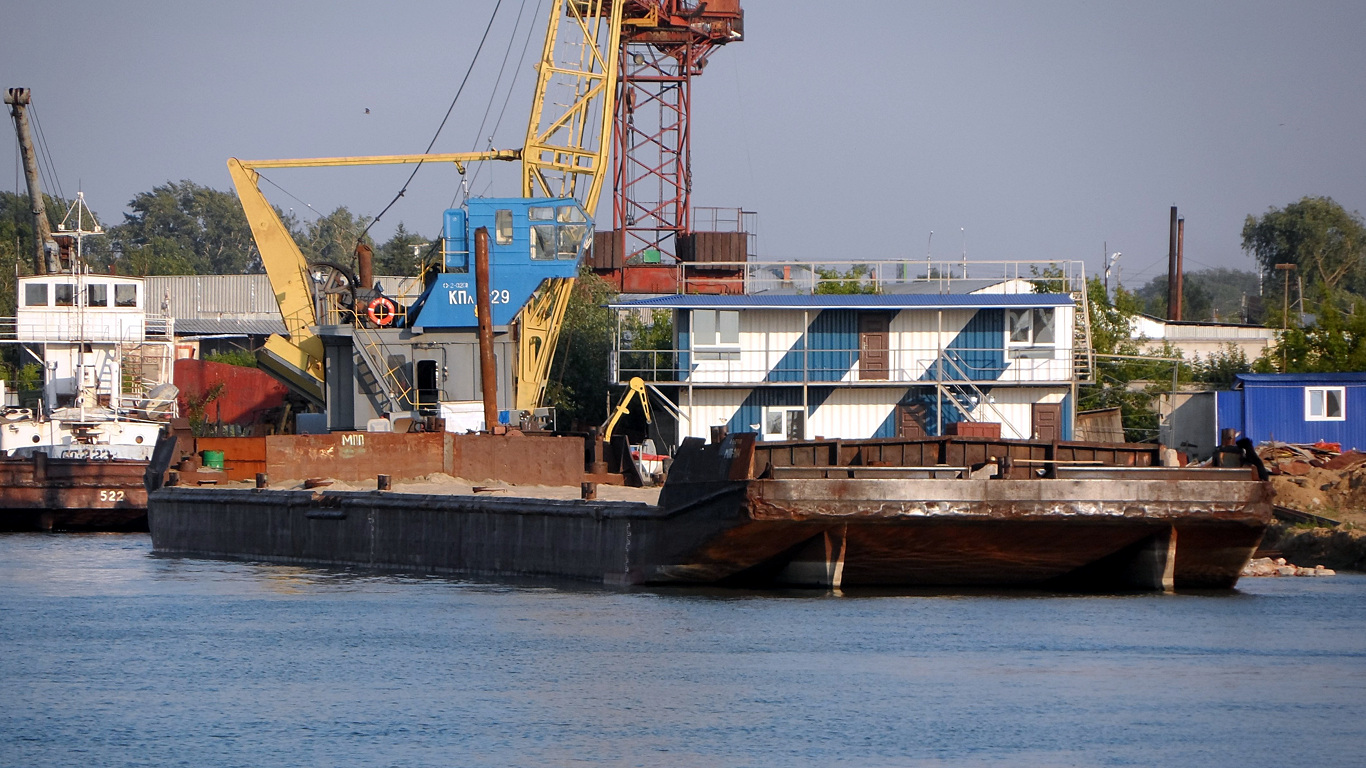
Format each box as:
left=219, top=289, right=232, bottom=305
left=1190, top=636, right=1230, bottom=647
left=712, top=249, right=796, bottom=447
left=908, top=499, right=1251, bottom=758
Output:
left=602, top=376, right=650, bottom=443
left=227, top=151, right=519, bottom=406
left=229, top=0, right=633, bottom=415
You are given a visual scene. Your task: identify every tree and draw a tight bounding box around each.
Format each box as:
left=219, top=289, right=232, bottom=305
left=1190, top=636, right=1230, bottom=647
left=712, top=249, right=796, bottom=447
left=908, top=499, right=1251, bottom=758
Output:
left=374, top=222, right=427, bottom=276
left=111, top=181, right=257, bottom=275
left=1242, top=196, right=1366, bottom=300
left=544, top=267, right=618, bottom=429
left=1134, top=268, right=1260, bottom=322
left=1259, top=293, right=1366, bottom=373
left=297, top=206, right=373, bottom=266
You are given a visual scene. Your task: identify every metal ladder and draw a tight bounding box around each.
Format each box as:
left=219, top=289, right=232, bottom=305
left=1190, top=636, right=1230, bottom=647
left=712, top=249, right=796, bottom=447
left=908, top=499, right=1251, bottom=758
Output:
left=1069, top=272, right=1095, bottom=384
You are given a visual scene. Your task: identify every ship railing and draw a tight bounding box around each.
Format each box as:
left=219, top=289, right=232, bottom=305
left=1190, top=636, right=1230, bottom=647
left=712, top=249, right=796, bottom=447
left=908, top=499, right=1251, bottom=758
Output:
left=614, top=346, right=1074, bottom=386
left=671, top=259, right=1087, bottom=296
left=0, top=314, right=175, bottom=343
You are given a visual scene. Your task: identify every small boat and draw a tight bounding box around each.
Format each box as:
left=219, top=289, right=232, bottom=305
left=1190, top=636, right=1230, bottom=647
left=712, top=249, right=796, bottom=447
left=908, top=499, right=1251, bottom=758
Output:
left=1, top=194, right=178, bottom=531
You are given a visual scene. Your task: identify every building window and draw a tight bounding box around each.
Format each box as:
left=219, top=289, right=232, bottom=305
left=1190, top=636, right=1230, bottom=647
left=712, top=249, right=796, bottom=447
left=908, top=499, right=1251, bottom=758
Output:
left=24, top=283, right=48, bottom=307
left=1305, top=386, right=1345, bottom=421
left=763, top=407, right=805, bottom=441
left=1006, top=307, right=1056, bottom=358
left=692, top=309, right=740, bottom=360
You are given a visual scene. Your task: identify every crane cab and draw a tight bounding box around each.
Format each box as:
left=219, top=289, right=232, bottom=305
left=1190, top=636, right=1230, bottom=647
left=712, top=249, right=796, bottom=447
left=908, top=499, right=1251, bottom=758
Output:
left=408, top=197, right=593, bottom=329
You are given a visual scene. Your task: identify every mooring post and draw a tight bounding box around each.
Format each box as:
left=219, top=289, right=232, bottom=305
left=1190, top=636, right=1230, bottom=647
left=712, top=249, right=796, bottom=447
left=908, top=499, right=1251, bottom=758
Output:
left=474, top=226, right=499, bottom=433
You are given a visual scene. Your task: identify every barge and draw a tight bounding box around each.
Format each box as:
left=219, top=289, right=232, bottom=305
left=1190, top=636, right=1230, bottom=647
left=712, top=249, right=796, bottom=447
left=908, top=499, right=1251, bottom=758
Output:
left=149, top=433, right=1274, bottom=591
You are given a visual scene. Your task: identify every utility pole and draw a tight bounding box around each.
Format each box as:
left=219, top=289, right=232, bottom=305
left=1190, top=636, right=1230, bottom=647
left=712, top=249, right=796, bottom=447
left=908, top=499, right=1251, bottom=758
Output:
left=4, top=88, right=59, bottom=274
left=1275, top=263, right=1296, bottom=372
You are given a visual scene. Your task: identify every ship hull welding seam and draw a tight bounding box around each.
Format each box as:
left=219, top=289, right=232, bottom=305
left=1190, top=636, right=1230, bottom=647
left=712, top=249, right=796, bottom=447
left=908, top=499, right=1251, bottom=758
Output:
left=148, top=434, right=1273, bottom=591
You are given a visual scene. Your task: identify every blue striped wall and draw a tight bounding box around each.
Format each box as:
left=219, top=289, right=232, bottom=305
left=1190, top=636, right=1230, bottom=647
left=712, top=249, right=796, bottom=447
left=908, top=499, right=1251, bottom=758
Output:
left=766, top=310, right=865, bottom=383
left=923, top=309, right=1005, bottom=382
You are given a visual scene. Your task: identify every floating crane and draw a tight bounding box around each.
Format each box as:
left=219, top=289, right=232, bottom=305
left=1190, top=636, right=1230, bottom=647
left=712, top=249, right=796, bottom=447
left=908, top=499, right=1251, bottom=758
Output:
left=230, top=1, right=626, bottom=424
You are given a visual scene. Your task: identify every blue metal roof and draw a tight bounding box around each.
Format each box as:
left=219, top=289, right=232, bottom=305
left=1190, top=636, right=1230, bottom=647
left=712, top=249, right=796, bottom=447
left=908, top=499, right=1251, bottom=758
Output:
left=610, top=293, right=1074, bottom=311
left=1236, top=372, right=1366, bottom=387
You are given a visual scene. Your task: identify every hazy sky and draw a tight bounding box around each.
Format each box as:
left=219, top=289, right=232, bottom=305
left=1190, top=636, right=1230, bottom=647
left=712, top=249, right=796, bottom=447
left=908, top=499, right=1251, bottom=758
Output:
left=5, top=1, right=1364, bottom=289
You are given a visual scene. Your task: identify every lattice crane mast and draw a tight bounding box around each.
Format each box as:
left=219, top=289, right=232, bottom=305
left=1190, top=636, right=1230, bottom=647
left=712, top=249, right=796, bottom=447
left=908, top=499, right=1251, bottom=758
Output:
left=609, top=1, right=744, bottom=266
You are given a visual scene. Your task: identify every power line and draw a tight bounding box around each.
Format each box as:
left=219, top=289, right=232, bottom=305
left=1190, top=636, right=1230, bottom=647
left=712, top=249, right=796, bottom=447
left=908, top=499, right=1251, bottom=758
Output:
left=361, top=0, right=505, bottom=243
left=460, top=0, right=543, bottom=207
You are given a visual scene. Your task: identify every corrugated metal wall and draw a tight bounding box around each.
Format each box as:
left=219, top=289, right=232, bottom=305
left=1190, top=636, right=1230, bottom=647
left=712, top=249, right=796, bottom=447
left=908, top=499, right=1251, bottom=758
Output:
left=146, top=275, right=280, bottom=318
left=1241, top=382, right=1366, bottom=450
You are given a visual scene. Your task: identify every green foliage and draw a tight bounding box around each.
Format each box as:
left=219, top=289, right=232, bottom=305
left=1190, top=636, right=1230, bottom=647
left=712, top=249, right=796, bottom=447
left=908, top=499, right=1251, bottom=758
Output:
left=297, top=206, right=374, bottom=268
left=1191, top=344, right=1251, bottom=387
left=374, top=222, right=427, bottom=277
left=110, top=181, right=257, bottom=275
left=1261, top=294, right=1366, bottom=373
left=545, top=268, right=619, bottom=429
left=1134, top=268, right=1261, bottom=322
left=1079, top=277, right=1193, bottom=441
left=203, top=349, right=258, bottom=368
left=814, top=264, right=877, bottom=294
left=184, top=381, right=227, bottom=436
left=1243, top=196, right=1366, bottom=299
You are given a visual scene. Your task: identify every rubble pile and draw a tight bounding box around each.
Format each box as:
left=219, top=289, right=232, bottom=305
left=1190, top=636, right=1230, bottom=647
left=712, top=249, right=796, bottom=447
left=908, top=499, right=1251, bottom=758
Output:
left=1257, top=441, right=1366, bottom=525
left=1241, top=557, right=1336, bottom=578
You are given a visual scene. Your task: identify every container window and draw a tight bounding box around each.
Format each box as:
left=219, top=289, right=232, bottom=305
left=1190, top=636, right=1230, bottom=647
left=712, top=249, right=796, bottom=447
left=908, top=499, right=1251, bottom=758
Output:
left=530, top=224, right=556, bottom=260
left=1008, top=308, right=1032, bottom=343
left=495, top=209, right=514, bottom=245
left=54, top=284, right=75, bottom=307
left=24, top=283, right=48, bottom=307
left=556, top=205, right=586, bottom=223
left=87, top=283, right=109, bottom=307
left=115, top=284, right=138, bottom=307
left=558, top=224, right=587, bottom=260
left=692, top=309, right=740, bottom=360
left=1306, top=386, right=1345, bottom=421
left=528, top=206, right=554, bottom=221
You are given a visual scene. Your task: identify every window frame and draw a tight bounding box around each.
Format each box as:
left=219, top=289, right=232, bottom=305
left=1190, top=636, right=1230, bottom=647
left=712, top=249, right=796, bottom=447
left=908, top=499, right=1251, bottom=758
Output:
left=24, top=283, right=49, bottom=307
left=762, top=406, right=806, bottom=441
left=1305, top=386, right=1346, bottom=422
left=691, top=309, right=740, bottom=361
left=1006, top=306, right=1057, bottom=359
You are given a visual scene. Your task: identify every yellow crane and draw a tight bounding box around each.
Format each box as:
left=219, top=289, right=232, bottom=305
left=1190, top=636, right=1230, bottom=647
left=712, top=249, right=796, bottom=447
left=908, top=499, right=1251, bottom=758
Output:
left=229, top=0, right=629, bottom=412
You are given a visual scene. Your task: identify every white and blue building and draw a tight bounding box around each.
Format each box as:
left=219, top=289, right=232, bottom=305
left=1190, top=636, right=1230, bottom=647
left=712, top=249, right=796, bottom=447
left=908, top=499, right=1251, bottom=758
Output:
left=612, top=283, right=1085, bottom=443
left=1217, top=372, right=1366, bottom=450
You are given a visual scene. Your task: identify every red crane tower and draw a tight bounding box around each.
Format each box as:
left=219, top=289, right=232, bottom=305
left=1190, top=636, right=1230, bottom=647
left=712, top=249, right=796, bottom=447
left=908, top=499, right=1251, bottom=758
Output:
left=596, top=1, right=745, bottom=290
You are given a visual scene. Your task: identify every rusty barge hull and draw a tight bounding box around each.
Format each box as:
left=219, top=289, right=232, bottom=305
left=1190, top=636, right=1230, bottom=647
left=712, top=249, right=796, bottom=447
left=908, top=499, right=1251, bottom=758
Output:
left=149, top=434, right=1273, bottom=591
left=0, top=455, right=151, bottom=531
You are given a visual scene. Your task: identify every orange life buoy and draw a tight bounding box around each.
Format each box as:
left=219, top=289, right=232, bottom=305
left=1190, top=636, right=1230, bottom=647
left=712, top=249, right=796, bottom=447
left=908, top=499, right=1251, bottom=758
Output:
left=366, top=296, right=397, bottom=326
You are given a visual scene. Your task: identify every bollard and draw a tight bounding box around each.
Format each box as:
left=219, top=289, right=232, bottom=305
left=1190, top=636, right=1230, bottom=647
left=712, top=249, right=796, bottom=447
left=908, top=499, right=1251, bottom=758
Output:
left=255, top=473, right=268, bottom=489
left=167, top=470, right=180, bottom=487
left=377, top=474, right=392, bottom=491
left=581, top=482, right=597, bottom=500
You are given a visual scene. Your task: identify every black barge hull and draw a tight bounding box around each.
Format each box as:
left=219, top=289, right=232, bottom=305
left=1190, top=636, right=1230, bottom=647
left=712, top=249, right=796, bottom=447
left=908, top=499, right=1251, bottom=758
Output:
left=149, top=434, right=1274, bottom=591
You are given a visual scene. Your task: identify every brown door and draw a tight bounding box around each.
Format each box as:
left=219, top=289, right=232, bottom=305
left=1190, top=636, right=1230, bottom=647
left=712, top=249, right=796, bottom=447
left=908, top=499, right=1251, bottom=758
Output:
left=897, top=403, right=927, bottom=438
left=1032, top=402, right=1062, bottom=441
left=859, top=314, right=889, bottom=380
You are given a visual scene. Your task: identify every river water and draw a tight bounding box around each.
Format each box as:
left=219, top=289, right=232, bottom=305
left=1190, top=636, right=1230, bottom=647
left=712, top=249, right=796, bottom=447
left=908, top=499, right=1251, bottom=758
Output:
left=2, top=533, right=1363, bottom=768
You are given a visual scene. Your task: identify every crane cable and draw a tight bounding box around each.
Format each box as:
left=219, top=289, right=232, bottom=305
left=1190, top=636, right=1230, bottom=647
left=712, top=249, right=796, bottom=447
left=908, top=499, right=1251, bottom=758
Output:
left=359, top=0, right=505, bottom=244
left=26, top=102, right=65, bottom=204
left=458, top=0, right=542, bottom=207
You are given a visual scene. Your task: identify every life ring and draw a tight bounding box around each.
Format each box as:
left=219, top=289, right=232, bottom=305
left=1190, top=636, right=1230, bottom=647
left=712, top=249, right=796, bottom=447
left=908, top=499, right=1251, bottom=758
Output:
left=366, top=296, right=398, bottom=326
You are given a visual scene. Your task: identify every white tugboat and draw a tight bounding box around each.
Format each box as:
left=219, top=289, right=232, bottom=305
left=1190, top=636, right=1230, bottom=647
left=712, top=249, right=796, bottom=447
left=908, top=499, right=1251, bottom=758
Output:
left=1, top=193, right=178, bottom=530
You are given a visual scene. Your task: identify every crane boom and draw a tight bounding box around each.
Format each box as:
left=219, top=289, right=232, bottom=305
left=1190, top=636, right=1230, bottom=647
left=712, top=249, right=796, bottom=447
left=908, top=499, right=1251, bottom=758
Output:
left=229, top=1, right=631, bottom=417
left=227, top=151, right=519, bottom=405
